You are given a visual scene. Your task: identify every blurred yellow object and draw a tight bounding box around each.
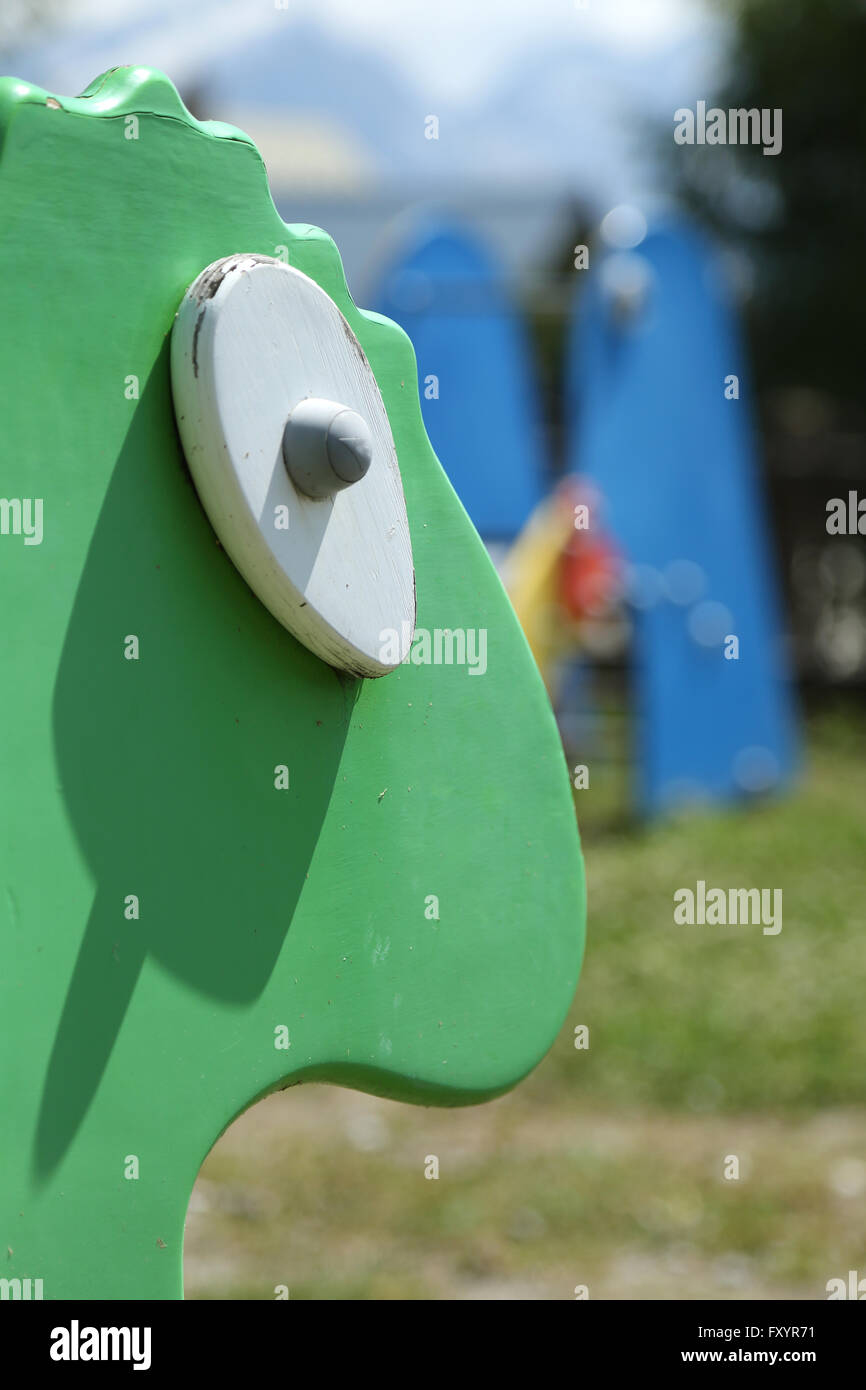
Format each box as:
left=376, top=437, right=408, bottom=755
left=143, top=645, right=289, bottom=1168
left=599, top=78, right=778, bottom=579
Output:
left=503, top=485, right=579, bottom=697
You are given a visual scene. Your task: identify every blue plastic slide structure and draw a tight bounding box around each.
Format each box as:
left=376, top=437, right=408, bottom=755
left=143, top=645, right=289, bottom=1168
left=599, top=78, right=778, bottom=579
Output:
left=567, top=219, right=799, bottom=814
left=377, top=220, right=548, bottom=541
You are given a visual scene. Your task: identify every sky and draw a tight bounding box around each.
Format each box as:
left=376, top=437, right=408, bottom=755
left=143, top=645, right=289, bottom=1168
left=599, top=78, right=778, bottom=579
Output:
left=34, top=0, right=713, bottom=104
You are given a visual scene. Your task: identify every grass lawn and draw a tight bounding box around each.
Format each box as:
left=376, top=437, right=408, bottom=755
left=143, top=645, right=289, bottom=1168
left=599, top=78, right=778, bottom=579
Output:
left=185, top=707, right=866, bottom=1299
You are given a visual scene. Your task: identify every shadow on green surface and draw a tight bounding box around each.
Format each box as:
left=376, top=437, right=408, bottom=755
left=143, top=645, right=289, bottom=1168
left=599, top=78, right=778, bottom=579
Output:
left=36, top=356, right=356, bottom=1181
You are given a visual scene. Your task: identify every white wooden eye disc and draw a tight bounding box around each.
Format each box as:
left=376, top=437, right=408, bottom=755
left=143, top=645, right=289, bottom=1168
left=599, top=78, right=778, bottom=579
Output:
left=170, top=254, right=415, bottom=676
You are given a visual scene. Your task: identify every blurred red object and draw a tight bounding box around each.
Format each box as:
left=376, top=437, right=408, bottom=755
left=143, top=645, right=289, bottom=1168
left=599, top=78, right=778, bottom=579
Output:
left=556, top=479, right=622, bottom=622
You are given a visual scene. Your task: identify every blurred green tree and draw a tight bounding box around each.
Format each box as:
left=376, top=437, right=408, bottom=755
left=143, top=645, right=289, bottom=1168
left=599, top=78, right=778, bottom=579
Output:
left=676, top=0, right=866, bottom=410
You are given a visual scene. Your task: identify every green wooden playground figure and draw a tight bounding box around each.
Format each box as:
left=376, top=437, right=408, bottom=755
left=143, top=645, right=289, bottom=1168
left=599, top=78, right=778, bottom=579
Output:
left=0, top=67, right=585, bottom=1300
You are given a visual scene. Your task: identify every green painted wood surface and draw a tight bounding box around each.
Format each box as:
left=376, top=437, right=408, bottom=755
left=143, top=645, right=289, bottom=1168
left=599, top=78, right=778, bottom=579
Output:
left=0, top=67, right=585, bottom=1299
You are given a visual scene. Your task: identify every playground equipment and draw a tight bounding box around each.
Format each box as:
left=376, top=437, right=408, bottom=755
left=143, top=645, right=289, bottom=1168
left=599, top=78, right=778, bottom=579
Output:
left=505, top=477, right=622, bottom=700
left=561, top=218, right=799, bottom=815
left=377, top=220, right=549, bottom=544
left=0, top=68, right=584, bottom=1300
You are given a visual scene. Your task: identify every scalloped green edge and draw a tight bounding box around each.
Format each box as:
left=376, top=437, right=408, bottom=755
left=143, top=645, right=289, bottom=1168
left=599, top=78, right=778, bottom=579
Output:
left=0, top=65, right=250, bottom=142
left=0, top=66, right=412, bottom=378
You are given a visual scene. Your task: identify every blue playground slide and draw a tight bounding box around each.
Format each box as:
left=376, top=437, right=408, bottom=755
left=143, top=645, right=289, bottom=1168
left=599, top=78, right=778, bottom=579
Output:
left=377, top=221, right=549, bottom=541
left=567, top=219, right=799, bottom=814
